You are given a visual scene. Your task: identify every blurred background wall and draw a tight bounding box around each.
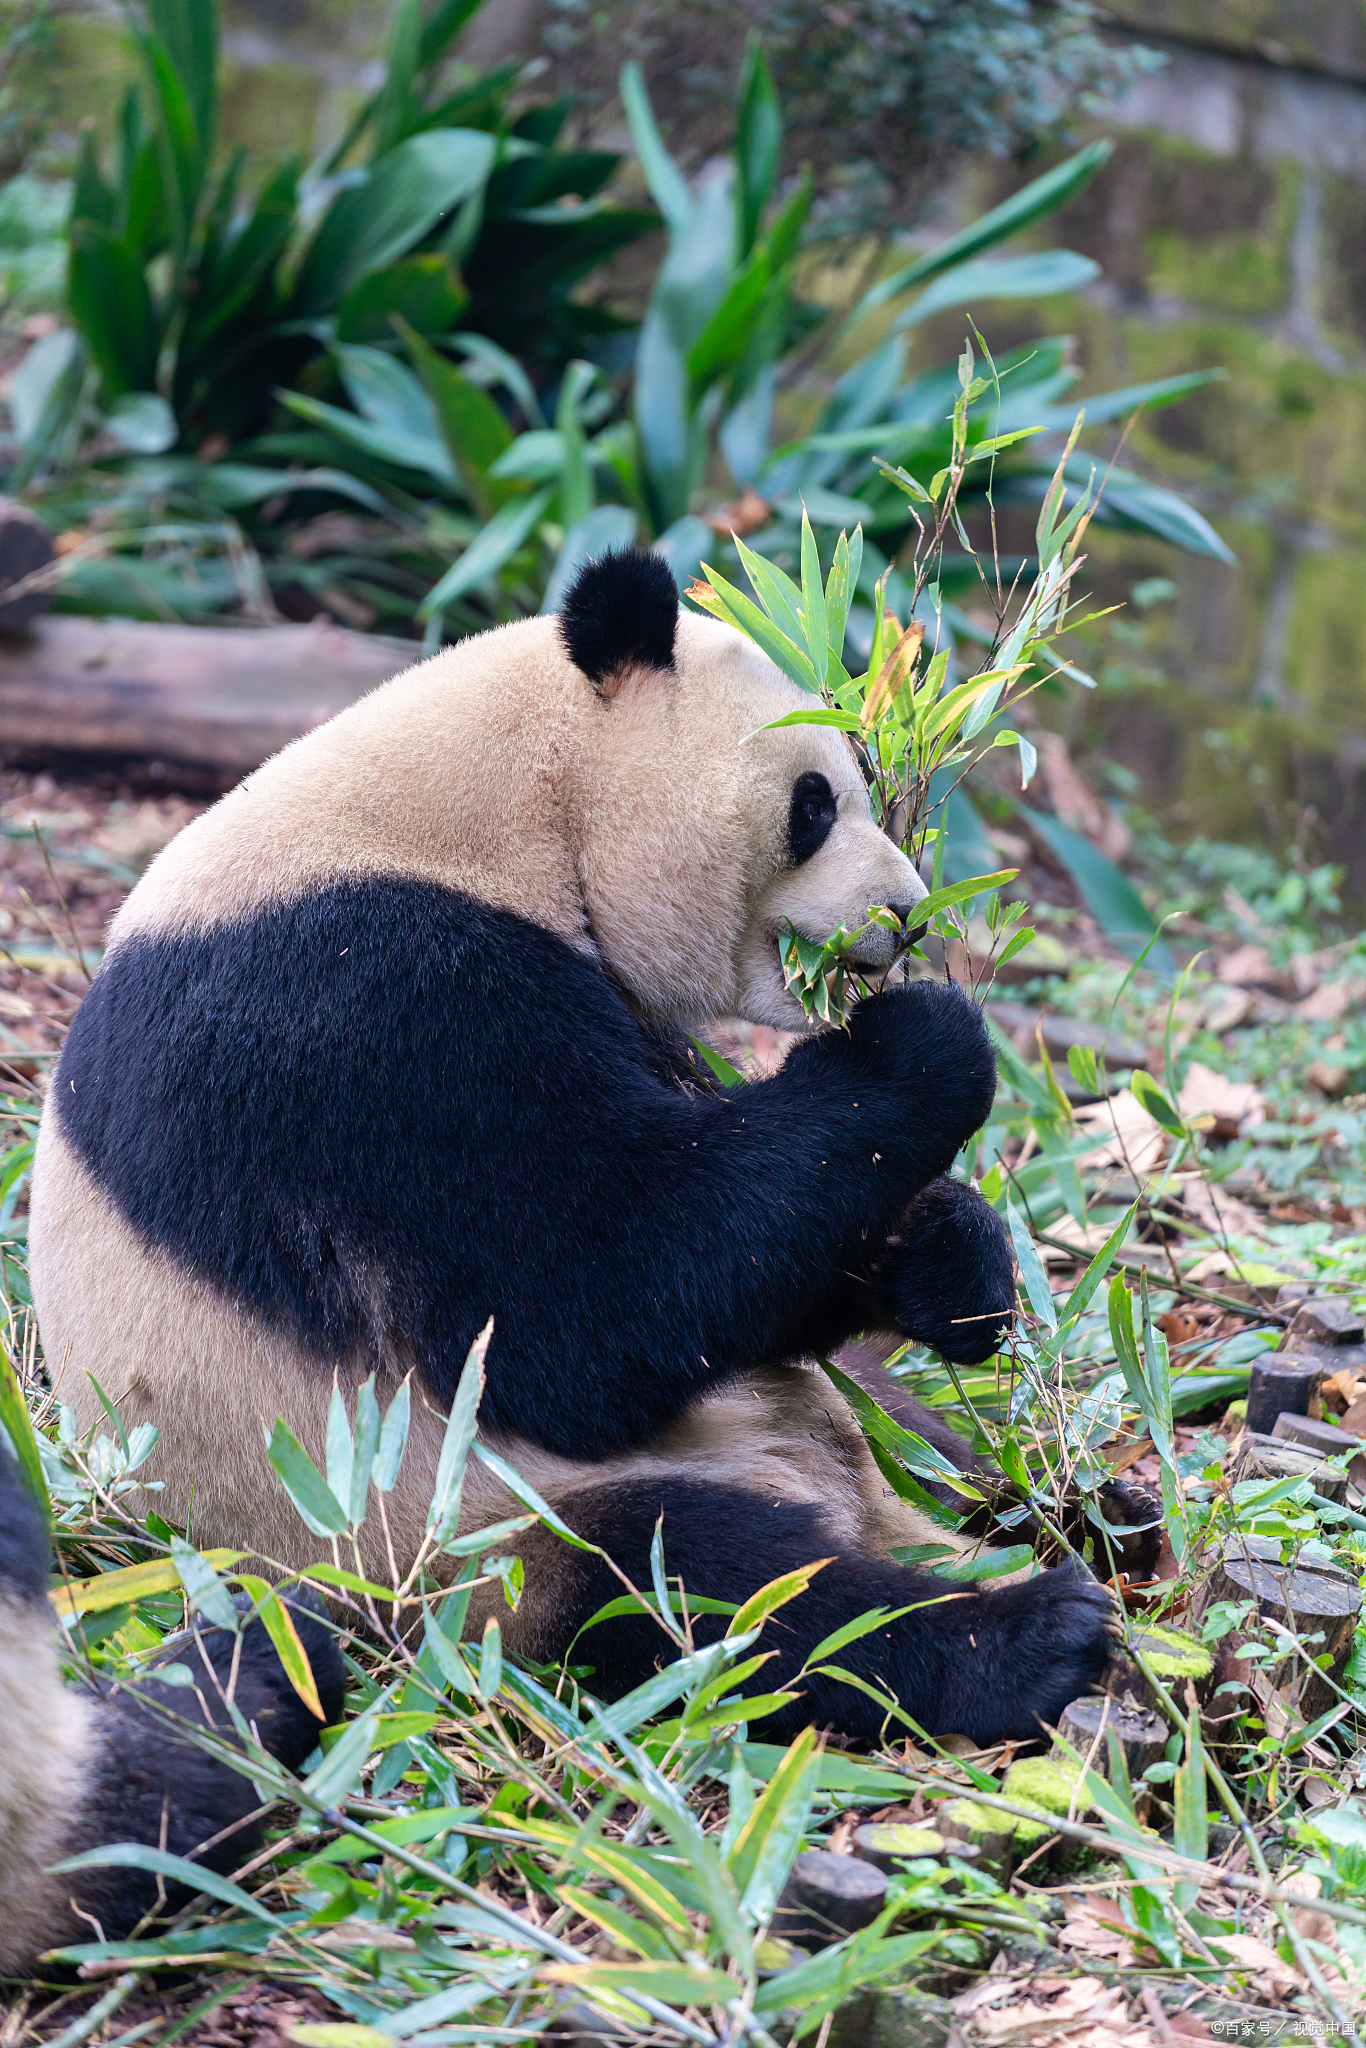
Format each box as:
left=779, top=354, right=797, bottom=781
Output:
left=22, top=0, right=1366, bottom=887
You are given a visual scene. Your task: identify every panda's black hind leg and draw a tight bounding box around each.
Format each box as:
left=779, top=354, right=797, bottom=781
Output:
left=506, top=1480, right=1117, bottom=1747
left=63, top=1597, right=346, bottom=1949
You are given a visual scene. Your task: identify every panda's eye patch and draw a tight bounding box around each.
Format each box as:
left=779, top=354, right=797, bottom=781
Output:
left=788, top=772, right=839, bottom=866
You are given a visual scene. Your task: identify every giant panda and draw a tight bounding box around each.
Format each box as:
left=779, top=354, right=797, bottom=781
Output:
left=27, top=548, right=1153, bottom=1756
left=0, top=1444, right=344, bottom=1976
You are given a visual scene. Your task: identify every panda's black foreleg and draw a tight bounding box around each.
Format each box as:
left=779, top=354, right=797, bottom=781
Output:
left=508, top=1479, right=1117, bottom=1747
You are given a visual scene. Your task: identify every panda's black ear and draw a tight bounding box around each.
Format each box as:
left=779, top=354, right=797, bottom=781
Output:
left=559, top=548, right=678, bottom=693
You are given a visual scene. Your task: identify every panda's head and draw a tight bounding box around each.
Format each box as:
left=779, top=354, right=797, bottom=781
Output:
left=560, top=550, right=926, bottom=1031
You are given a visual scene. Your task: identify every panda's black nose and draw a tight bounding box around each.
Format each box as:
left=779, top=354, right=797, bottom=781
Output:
left=886, top=899, right=924, bottom=931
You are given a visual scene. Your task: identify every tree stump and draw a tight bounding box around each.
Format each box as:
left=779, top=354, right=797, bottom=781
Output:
left=1287, top=1299, right=1366, bottom=1347
left=773, top=1849, right=888, bottom=1949
left=1246, top=1354, right=1325, bottom=1435
left=936, top=1798, right=1016, bottom=1876
left=1104, top=1620, right=1214, bottom=1716
left=0, top=500, right=55, bottom=632
left=1233, top=1431, right=1350, bottom=1504
left=1053, top=1695, right=1167, bottom=1812
left=1271, top=1412, right=1362, bottom=1462
left=1193, top=1540, right=1361, bottom=1720
left=851, top=1822, right=947, bottom=1873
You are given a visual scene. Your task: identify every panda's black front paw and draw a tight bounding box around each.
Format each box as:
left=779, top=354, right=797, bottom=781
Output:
left=1095, top=1475, right=1163, bottom=1581
left=875, top=1176, right=1015, bottom=1363
left=941, top=1567, right=1117, bottom=1742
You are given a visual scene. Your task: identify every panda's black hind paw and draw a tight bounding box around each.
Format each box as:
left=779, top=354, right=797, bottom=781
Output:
left=940, top=1565, right=1118, bottom=1743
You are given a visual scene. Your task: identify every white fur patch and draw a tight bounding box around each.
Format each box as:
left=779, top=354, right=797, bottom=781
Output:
left=0, top=1591, right=94, bottom=1973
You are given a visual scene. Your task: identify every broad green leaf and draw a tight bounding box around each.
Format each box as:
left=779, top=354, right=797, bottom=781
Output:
left=349, top=1376, right=381, bottom=1528
left=300, top=1562, right=404, bottom=1603
left=427, top=1317, right=492, bottom=1543
left=688, top=1034, right=745, bottom=1088
left=817, top=1360, right=983, bottom=1499
left=67, top=224, right=158, bottom=395
left=799, top=1606, right=911, bottom=1671
left=580, top=1640, right=738, bottom=1744
left=1007, top=1197, right=1057, bottom=1332
left=336, top=253, right=468, bottom=346
left=402, top=320, right=514, bottom=511
left=471, top=1441, right=599, bottom=1550
left=912, top=869, right=1018, bottom=925
left=1067, top=1043, right=1100, bottom=1095
left=937, top=1544, right=1036, bottom=1584
left=799, top=509, right=828, bottom=685
left=733, top=530, right=806, bottom=646
left=618, top=62, right=691, bottom=234
left=846, top=140, right=1111, bottom=328
left=735, top=35, right=780, bottom=257
left=753, top=708, right=864, bottom=734
left=545, top=1961, right=737, bottom=2008
left=1173, top=1706, right=1207, bottom=1911
left=295, top=129, right=496, bottom=313
left=896, top=250, right=1100, bottom=331
left=264, top=1418, right=349, bottom=1538
left=309, top=1806, right=466, bottom=1865
left=421, top=487, right=553, bottom=613
left=235, top=1573, right=325, bottom=1719
left=726, top=1724, right=817, bottom=1897
left=302, top=1702, right=386, bottom=1807
left=277, top=389, right=458, bottom=488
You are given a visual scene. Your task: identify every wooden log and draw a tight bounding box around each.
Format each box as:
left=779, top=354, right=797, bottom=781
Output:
left=773, top=1849, right=888, bottom=1949
left=825, top=1986, right=957, bottom=2048
left=1193, top=1541, right=1361, bottom=1720
left=851, top=1822, right=947, bottom=1873
left=1280, top=1336, right=1366, bottom=1378
left=1246, top=1353, right=1324, bottom=1434
left=0, top=614, right=413, bottom=784
left=1233, top=1431, right=1349, bottom=1504
left=1287, top=1298, right=1366, bottom=1346
left=1272, top=1412, right=1362, bottom=1460
left=937, top=1798, right=1016, bottom=1876
left=1054, top=1696, right=1167, bottom=1808
left=1104, top=1620, right=1214, bottom=1715
left=0, top=500, right=56, bottom=631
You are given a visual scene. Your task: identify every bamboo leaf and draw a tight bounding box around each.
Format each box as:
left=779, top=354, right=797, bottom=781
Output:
left=1007, top=1197, right=1057, bottom=1331
left=427, top=1317, right=493, bottom=1543
left=235, top=1573, right=325, bottom=1720
left=265, top=1419, right=349, bottom=1538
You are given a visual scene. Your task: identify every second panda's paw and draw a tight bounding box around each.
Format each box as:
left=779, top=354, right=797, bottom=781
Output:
left=1095, top=1474, right=1164, bottom=1581
left=939, top=1566, right=1118, bottom=1743
left=874, top=1176, right=1015, bottom=1363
